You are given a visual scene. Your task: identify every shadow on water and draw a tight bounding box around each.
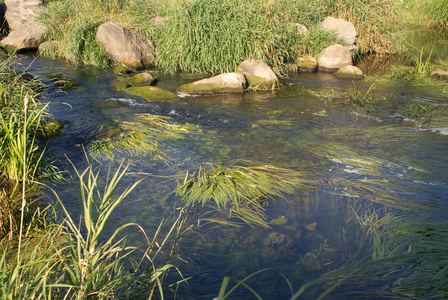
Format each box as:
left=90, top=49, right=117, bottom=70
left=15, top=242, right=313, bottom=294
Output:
left=17, top=52, right=448, bottom=299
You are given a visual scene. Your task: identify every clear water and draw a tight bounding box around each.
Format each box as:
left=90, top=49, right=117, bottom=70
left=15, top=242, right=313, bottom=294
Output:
left=19, top=53, right=448, bottom=299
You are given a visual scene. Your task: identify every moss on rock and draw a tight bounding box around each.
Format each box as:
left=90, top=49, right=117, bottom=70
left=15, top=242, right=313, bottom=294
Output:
left=39, top=119, right=64, bottom=139
left=48, top=72, right=79, bottom=89
left=124, top=86, right=178, bottom=102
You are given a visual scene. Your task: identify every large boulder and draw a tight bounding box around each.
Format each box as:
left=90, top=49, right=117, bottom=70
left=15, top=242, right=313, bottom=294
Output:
left=334, top=65, right=364, bottom=80
left=0, top=19, right=45, bottom=52
left=177, top=72, right=246, bottom=95
left=318, top=44, right=352, bottom=72
left=96, top=22, right=155, bottom=69
left=321, top=17, right=359, bottom=51
left=4, top=0, right=45, bottom=31
left=235, top=59, right=278, bottom=89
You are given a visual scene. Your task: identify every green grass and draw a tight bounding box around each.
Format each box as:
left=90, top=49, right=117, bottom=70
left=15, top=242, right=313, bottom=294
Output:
left=155, top=0, right=337, bottom=76
left=39, top=0, right=408, bottom=73
left=0, top=57, right=60, bottom=240
left=1, top=163, right=191, bottom=299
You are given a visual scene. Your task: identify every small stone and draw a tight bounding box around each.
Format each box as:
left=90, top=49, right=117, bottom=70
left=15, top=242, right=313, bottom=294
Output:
left=305, top=222, right=317, bottom=231
left=271, top=216, right=288, bottom=225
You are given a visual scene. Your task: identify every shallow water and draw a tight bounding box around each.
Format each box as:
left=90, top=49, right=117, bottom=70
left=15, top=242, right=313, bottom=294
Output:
left=20, top=53, right=448, bottom=299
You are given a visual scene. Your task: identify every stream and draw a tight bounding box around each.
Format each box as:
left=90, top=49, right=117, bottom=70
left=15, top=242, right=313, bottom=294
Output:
left=19, top=53, right=448, bottom=299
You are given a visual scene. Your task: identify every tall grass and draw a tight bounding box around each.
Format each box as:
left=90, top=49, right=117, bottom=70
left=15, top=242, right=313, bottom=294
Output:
left=40, top=0, right=406, bottom=71
left=155, top=0, right=337, bottom=76
left=39, top=0, right=155, bottom=67
left=1, top=163, right=191, bottom=299
left=315, top=0, right=406, bottom=54
left=423, top=0, right=448, bottom=30
left=0, top=57, right=59, bottom=240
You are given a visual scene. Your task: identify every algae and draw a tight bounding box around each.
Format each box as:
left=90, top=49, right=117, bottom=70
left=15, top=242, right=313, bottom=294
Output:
left=124, top=86, right=178, bottom=102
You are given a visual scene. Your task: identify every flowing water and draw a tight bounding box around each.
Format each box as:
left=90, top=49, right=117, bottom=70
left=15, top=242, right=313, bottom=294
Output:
left=19, top=53, right=448, bottom=299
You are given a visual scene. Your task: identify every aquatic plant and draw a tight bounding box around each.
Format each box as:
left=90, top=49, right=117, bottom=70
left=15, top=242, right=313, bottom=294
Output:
left=89, top=131, right=167, bottom=164
left=175, top=162, right=313, bottom=227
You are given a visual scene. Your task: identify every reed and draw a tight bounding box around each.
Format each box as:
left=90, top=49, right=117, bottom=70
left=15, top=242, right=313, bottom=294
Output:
left=1, top=162, right=191, bottom=299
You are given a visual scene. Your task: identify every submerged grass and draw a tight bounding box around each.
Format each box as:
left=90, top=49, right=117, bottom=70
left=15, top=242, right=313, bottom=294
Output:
left=175, top=162, right=313, bottom=227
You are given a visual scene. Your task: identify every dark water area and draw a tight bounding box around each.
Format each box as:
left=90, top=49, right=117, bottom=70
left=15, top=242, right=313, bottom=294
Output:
left=17, top=53, right=448, bottom=299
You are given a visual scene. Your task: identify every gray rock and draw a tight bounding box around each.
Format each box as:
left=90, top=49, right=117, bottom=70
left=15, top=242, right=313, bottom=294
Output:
left=296, top=56, right=318, bottom=72
left=177, top=72, right=246, bottom=95
left=431, top=69, right=448, bottom=81
left=4, top=0, right=45, bottom=31
left=294, top=23, right=309, bottom=35
left=334, top=65, right=364, bottom=80
left=96, top=22, right=155, bottom=69
left=318, top=44, right=353, bottom=72
left=1, top=19, right=45, bottom=52
left=321, top=17, right=359, bottom=51
left=235, top=59, right=278, bottom=89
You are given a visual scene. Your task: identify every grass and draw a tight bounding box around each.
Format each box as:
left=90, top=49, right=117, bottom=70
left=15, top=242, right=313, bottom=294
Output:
left=38, top=0, right=409, bottom=74
left=1, top=162, right=191, bottom=299
left=0, top=57, right=60, bottom=240
left=155, top=0, right=337, bottom=76
left=315, top=0, right=406, bottom=54
left=175, top=162, right=313, bottom=227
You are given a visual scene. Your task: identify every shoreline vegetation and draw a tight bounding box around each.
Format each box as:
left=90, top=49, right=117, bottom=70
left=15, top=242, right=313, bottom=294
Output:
left=1, top=0, right=448, bottom=298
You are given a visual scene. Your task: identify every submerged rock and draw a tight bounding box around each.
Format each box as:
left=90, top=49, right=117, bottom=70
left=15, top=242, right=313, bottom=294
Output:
left=318, top=44, right=353, bottom=72
left=321, top=17, right=359, bottom=51
left=0, top=19, right=45, bottom=52
left=96, top=22, right=155, bottom=69
left=334, top=65, right=364, bottom=80
left=38, top=119, right=64, bottom=139
left=235, top=59, right=278, bottom=90
left=125, top=86, right=178, bottom=102
left=271, top=215, right=288, bottom=225
left=48, top=72, right=79, bottom=89
left=94, top=124, right=122, bottom=140
left=177, top=72, right=246, bottom=95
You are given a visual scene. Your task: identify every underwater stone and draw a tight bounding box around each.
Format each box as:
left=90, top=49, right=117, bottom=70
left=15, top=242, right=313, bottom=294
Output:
left=39, top=119, right=64, bottom=139
left=271, top=215, right=288, bottom=225
left=125, top=86, right=179, bottom=102
left=48, top=72, right=79, bottom=89
left=94, top=124, right=122, bottom=140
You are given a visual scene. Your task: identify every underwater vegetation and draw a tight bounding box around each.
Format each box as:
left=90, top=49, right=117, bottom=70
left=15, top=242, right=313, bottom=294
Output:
left=175, top=162, right=314, bottom=228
